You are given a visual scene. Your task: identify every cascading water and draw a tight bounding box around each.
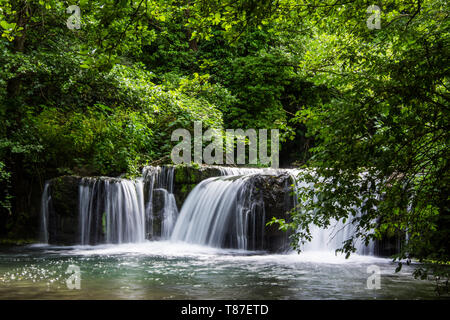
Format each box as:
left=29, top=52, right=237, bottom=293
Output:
left=156, top=189, right=179, bottom=239
left=39, top=182, right=51, bottom=243
left=290, top=172, right=375, bottom=255
left=39, top=167, right=178, bottom=245
left=143, top=166, right=175, bottom=193
left=40, top=165, right=380, bottom=256
left=218, top=167, right=261, bottom=176
left=171, top=174, right=265, bottom=250
left=78, top=177, right=146, bottom=244
left=301, top=219, right=375, bottom=255
left=142, top=166, right=178, bottom=239
left=218, top=167, right=285, bottom=176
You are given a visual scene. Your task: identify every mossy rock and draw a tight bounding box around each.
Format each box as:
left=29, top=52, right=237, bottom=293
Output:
left=247, top=173, right=295, bottom=252
left=173, top=165, right=222, bottom=184
left=172, top=165, right=222, bottom=208
left=173, top=183, right=197, bottom=209
left=47, top=176, right=82, bottom=244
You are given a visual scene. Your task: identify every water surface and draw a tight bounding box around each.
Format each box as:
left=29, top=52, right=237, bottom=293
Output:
left=0, top=242, right=443, bottom=300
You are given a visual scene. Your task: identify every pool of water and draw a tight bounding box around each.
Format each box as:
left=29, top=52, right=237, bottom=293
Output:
left=0, top=241, right=444, bottom=299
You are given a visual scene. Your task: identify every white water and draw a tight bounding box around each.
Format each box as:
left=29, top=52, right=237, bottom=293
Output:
left=79, top=178, right=146, bottom=244
left=302, top=220, right=375, bottom=254
left=291, top=173, right=375, bottom=254
left=142, top=166, right=178, bottom=239
left=218, top=166, right=286, bottom=176
left=40, top=165, right=377, bottom=256
left=64, top=241, right=386, bottom=264
left=171, top=167, right=375, bottom=254
left=39, top=182, right=50, bottom=243
left=3, top=241, right=438, bottom=300
left=142, top=166, right=175, bottom=193
left=156, top=188, right=179, bottom=239
left=31, top=167, right=429, bottom=300
left=171, top=175, right=261, bottom=249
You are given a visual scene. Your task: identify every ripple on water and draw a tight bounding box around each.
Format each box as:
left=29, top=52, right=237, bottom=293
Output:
left=0, top=242, right=445, bottom=299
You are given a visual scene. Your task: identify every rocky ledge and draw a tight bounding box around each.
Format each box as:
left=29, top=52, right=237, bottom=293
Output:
left=44, top=166, right=295, bottom=251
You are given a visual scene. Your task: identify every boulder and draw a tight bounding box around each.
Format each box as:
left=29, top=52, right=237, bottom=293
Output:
left=247, top=173, right=294, bottom=252
left=172, top=165, right=223, bottom=208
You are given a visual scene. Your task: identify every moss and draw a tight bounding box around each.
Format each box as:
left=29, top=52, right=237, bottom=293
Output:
left=102, top=212, right=106, bottom=234
left=0, top=238, right=37, bottom=245
left=180, top=184, right=189, bottom=194
left=179, top=183, right=197, bottom=195
left=191, top=162, right=201, bottom=169
left=175, top=166, right=187, bottom=184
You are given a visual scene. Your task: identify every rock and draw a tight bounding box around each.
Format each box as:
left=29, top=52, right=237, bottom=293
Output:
left=172, top=165, right=223, bottom=208
left=247, top=173, right=294, bottom=252
left=374, top=234, right=404, bottom=257
left=148, top=188, right=179, bottom=240
left=149, top=188, right=165, bottom=238
left=47, top=176, right=82, bottom=244
left=44, top=167, right=296, bottom=252
left=173, top=165, right=223, bottom=184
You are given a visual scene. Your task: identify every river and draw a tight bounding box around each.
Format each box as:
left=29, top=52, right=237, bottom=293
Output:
left=0, top=242, right=442, bottom=299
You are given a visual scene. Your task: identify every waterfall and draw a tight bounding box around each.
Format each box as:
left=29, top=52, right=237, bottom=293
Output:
left=156, top=189, right=179, bottom=239
left=40, top=165, right=381, bottom=255
left=79, top=178, right=146, bottom=245
left=218, top=167, right=261, bottom=176
left=218, top=167, right=284, bottom=176
left=171, top=174, right=265, bottom=250
left=290, top=172, right=375, bottom=255
left=175, top=167, right=375, bottom=254
left=143, top=166, right=175, bottom=193
left=142, top=166, right=178, bottom=239
left=39, top=182, right=51, bottom=243
left=301, top=218, right=375, bottom=254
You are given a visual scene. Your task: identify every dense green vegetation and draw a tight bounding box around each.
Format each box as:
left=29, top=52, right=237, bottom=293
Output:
left=0, top=0, right=448, bottom=284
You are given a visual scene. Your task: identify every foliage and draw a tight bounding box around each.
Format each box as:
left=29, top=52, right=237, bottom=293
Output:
left=0, top=0, right=448, bottom=290
left=267, top=0, right=449, bottom=272
left=0, top=0, right=226, bottom=236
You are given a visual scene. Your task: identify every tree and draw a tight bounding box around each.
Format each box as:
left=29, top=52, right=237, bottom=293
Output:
left=268, top=0, right=449, bottom=278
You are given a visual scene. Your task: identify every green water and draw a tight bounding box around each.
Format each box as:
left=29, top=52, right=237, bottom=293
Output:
left=0, top=242, right=445, bottom=300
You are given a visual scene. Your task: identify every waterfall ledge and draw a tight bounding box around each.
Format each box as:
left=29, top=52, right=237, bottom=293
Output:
left=41, top=166, right=293, bottom=251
